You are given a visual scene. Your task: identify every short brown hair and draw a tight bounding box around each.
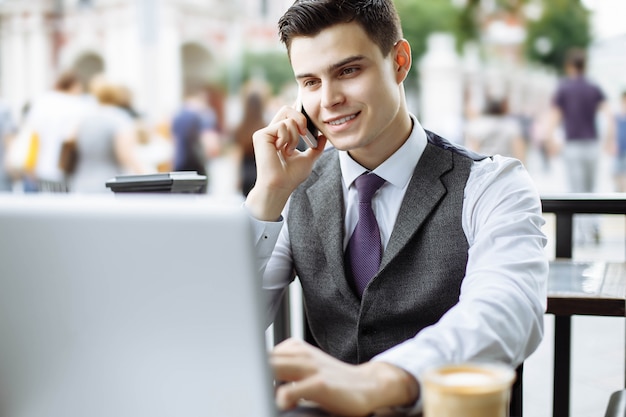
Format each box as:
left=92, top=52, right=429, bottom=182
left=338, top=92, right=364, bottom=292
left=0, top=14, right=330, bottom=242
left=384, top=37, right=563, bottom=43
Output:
left=54, top=70, right=80, bottom=92
left=565, top=48, right=587, bottom=73
left=278, top=0, right=403, bottom=58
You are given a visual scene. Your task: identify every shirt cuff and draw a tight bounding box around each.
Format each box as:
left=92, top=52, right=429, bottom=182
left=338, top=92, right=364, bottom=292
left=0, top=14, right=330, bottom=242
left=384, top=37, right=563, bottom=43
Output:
left=248, top=211, right=284, bottom=258
left=371, top=343, right=449, bottom=415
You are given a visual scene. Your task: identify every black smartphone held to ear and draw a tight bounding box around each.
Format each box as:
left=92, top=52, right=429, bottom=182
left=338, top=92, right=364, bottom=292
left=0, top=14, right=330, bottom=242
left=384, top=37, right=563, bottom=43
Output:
left=299, top=105, right=319, bottom=149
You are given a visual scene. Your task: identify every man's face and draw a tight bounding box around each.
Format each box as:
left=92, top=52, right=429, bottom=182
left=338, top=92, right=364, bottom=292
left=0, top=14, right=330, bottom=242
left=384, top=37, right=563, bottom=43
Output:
left=290, top=22, right=409, bottom=167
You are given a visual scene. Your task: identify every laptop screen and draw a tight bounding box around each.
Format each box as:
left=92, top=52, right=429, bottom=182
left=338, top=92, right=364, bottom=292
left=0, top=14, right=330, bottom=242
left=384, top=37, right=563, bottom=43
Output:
left=0, top=194, right=276, bottom=417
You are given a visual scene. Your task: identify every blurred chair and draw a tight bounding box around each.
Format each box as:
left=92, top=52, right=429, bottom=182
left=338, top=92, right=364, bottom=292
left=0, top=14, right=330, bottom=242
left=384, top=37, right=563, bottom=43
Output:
left=542, top=194, right=626, bottom=417
left=605, top=390, right=626, bottom=417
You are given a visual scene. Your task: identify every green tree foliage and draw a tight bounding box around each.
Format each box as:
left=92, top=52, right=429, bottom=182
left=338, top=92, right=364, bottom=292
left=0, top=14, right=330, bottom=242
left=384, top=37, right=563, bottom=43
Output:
left=217, top=50, right=293, bottom=96
left=240, top=50, right=293, bottom=95
left=524, top=0, right=592, bottom=73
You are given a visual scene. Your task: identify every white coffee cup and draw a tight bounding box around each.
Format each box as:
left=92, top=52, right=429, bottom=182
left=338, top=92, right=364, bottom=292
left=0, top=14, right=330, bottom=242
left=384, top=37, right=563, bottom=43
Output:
left=422, top=362, right=516, bottom=417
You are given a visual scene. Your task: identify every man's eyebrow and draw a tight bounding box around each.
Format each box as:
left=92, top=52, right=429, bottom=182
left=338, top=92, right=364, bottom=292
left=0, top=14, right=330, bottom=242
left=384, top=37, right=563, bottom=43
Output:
left=295, top=55, right=366, bottom=80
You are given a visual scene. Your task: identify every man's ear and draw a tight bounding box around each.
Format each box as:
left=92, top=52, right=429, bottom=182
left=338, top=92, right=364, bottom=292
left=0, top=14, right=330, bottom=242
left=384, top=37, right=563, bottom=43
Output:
left=393, top=39, right=411, bottom=83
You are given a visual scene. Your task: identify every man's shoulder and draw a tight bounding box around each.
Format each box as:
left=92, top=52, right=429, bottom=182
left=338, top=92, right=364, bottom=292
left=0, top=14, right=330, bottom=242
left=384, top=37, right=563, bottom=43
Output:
left=173, top=106, right=197, bottom=119
left=172, top=107, right=202, bottom=127
left=425, top=129, right=488, bottom=162
left=468, top=155, right=532, bottom=194
left=560, top=76, right=604, bottom=94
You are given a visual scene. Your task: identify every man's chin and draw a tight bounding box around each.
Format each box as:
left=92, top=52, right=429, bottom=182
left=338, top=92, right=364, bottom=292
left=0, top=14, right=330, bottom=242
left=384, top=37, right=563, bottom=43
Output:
left=325, top=137, right=360, bottom=152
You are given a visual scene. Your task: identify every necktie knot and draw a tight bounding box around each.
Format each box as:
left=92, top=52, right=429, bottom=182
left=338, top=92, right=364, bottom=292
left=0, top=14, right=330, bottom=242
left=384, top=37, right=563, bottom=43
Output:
left=354, top=173, right=385, bottom=203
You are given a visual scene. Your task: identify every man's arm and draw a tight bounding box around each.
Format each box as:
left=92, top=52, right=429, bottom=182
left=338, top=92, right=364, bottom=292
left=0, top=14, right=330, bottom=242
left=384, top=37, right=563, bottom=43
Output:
left=374, top=156, right=548, bottom=381
left=249, top=213, right=295, bottom=325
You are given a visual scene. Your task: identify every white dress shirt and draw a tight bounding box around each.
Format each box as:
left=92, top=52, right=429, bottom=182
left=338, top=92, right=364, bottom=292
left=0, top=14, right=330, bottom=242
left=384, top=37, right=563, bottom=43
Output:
left=251, top=115, right=548, bottom=389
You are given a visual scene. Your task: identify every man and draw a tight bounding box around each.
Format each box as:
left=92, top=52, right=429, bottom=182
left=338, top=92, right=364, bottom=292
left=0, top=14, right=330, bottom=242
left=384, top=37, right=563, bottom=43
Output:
left=0, top=97, right=15, bottom=191
left=245, top=0, right=548, bottom=415
left=171, top=85, right=220, bottom=193
left=548, top=48, right=613, bottom=244
left=26, top=70, right=89, bottom=192
left=611, top=91, right=626, bottom=192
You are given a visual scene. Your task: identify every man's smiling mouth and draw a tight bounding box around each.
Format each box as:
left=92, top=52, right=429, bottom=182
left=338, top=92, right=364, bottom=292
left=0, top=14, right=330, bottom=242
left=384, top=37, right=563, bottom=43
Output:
left=327, top=113, right=358, bottom=126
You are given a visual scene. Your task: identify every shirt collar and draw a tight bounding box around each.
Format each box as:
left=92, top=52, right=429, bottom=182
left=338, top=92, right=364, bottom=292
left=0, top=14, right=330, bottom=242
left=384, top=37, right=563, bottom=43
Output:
left=339, top=114, right=428, bottom=190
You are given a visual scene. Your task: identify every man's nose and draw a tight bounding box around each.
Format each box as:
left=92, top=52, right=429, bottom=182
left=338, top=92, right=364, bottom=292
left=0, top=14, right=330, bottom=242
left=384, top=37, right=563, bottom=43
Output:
left=320, top=81, right=344, bottom=110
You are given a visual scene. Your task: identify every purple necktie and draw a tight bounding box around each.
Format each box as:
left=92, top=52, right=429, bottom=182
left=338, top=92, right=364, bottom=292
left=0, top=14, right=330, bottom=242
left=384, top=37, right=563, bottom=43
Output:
left=345, top=173, right=386, bottom=297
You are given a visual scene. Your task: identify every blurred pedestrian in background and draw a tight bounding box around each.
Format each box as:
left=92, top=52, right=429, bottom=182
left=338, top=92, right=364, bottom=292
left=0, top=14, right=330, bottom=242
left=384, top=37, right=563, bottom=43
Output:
left=464, top=96, right=526, bottom=164
left=70, top=76, right=148, bottom=193
left=547, top=48, right=615, bottom=244
left=232, top=83, right=269, bottom=196
left=111, top=81, right=170, bottom=174
left=0, top=97, right=16, bottom=192
left=609, top=90, right=626, bottom=192
left=3, top=102, right=35, bottom=191
left=115, top=84, right=142, bottom=120
left=170, top=84, right=221, bottom=193
left=23, top=70, right=91, bottom=192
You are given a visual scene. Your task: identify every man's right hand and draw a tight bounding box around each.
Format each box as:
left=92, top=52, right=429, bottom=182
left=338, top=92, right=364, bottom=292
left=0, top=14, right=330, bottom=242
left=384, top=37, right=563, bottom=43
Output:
left=245, top=105, right=326, bottom=222
left=271, top=338, right=420, bottom=417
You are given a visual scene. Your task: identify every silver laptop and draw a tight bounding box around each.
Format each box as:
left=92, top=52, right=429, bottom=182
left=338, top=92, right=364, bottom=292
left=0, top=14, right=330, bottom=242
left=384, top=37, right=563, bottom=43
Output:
left=0, top=194, right=276, bottom=417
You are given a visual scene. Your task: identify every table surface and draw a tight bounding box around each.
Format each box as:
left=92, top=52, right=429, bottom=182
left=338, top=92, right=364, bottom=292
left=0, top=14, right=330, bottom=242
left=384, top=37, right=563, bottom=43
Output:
left=547, top=260, right=626, bottom=316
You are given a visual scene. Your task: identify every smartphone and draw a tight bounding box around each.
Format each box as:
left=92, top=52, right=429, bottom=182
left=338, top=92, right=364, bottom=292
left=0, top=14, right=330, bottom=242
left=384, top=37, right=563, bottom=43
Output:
left=299, top=106, right=319, bottom=149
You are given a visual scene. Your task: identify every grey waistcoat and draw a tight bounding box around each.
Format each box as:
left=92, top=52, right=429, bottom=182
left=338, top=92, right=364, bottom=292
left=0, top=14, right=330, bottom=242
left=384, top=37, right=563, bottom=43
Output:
left=287, top=132, right=480, bottom=364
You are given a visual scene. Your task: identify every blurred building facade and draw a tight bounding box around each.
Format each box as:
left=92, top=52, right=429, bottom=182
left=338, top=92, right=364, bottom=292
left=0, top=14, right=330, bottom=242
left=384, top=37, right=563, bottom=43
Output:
left=0, top=0, right=291, bottom=121
left=589, top=34, right=626, bottom=111
left=417, top=3, right=559, bottom=144
left=1, top=0, right=623, bottom=136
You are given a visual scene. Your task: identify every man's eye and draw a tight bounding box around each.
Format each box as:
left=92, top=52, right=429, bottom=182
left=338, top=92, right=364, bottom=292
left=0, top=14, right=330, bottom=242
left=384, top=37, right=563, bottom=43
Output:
left=341, top=67, right=358, bottom=76
left=304, top=80, right=318, bottom=88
